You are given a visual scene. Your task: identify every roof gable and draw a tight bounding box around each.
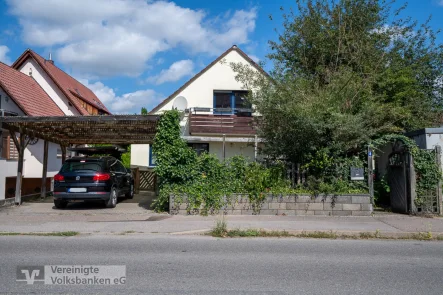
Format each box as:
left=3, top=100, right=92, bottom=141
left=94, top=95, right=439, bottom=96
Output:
left=0, top=62, right=64, bottom=116
left=12, top=50, right=111, bottom=115
left=149, top=45, right=267, bottom=114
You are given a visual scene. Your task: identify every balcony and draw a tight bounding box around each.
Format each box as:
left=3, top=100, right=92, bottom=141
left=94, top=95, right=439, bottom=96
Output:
left=188, top=108, right=257, bottom=136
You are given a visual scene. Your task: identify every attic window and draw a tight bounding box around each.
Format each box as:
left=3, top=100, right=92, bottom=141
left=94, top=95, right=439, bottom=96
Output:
left=75, top=88, right=82, bottom=96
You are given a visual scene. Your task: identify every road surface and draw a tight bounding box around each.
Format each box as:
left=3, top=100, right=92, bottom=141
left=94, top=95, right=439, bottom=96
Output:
left=0, top=235, right=442, bottom=294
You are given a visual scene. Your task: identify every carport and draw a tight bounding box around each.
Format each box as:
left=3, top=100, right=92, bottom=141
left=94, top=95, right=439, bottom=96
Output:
left=0, top=115, right=159, bottom=204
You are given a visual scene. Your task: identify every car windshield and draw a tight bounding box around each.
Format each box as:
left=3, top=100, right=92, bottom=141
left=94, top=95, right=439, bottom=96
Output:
left=60, top=160, right=104, bottom=172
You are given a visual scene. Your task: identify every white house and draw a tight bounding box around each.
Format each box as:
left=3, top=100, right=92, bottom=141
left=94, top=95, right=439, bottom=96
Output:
left=131, top=45, right=266, bottom=168
left=0, top=50, right=110, bottom=200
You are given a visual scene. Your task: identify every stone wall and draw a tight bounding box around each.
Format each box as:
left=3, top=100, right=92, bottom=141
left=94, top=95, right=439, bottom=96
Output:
left=169, top=194, right=373, bottom=216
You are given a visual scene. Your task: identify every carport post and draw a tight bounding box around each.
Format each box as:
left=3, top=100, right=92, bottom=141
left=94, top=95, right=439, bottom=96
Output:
left=40, top=140, right=49, bottom=199
left=61, top=145, right=67, bottom=164
left=11, top=131, right=25, bottom=205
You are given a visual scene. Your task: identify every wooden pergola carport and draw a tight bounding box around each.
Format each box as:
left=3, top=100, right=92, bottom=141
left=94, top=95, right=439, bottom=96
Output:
left=0, top=115, right=159, bottom=205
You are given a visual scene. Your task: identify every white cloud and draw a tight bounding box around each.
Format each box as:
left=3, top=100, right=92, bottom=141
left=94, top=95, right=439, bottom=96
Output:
left=79, top=79, right=163, bottom=114
left=248, top=54, right=260, bottom=63
left=0, top=45, right=11, bottom=65
left=7, top=0, right=257, bottom=77
left=147, top=59, right=194, bottom=85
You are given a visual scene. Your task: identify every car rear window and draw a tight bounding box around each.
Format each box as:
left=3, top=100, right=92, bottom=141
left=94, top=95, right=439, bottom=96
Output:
left=61, top=160, right=105, bottom=172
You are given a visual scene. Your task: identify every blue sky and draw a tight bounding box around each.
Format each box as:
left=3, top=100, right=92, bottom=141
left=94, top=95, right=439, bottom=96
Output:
left=0, top=0, right=443, bottom=114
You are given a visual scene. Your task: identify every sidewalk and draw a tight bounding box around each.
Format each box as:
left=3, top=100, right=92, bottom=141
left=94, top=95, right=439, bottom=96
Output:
left=0, top=202, right=442, bottom=236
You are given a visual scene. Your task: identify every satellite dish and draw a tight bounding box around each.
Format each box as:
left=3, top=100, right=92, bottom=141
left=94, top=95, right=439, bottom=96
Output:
left=173, top=96, right=188, bottom=111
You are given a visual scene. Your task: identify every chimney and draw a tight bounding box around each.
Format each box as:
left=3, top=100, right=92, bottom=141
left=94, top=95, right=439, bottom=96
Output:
left=46, top=52, right=54, bottom=65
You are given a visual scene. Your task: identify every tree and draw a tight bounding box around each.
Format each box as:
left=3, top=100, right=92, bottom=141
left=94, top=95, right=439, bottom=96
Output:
left=141, top=107, right=148, bottom=115
left=232, top=0, right=443, bottom=167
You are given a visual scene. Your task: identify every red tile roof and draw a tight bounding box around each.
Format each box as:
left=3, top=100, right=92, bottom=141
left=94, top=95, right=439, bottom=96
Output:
left=12, top=50, right=111, bottom=115
left=0, top=61, right=64, bottom=116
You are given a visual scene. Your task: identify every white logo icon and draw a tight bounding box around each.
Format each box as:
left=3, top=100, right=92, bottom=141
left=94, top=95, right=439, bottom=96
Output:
left=20, top=269, right=43, bottom=284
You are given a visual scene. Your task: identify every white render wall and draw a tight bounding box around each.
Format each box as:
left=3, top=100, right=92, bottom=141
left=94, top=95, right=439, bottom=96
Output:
left=23, top=141, right=62, bottom=178
left=130, top=144, right=150, bottom=167
left=17, top=59, right=80, bottom=116
left=0, top=88, right=24, bottom=114
left=0, top=159, right=20, bottom=200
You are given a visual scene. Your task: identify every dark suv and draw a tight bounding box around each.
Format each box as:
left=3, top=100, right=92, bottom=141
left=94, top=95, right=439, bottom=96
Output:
left=53, top=156, right=134, bottom=209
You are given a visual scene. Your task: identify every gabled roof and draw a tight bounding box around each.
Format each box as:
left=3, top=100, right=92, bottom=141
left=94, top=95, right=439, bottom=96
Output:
left=0, top=62, right=64, bottom=116
left=12, top=49, right=111, bottom=115
left=149, top=45, right=268, bottom=114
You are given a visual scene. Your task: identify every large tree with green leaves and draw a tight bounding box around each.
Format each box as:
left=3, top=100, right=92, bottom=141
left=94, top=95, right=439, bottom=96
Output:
left=232, top=0, right=443, bottom=167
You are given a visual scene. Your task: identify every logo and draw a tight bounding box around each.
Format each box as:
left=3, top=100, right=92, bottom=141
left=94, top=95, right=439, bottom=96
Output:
left=17, top=266, right=45, bottom=284
left=76, top=176, right=80, bottom=181
left=17, top=265, right=126, bottom=285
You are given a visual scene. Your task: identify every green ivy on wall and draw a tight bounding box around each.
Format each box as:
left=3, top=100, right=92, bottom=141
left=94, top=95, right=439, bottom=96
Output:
left=371, top=134, right=442, bottom=207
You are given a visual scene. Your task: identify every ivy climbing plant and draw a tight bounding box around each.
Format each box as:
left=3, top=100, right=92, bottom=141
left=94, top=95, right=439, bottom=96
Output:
left=371, top=134, right=442, bottom=207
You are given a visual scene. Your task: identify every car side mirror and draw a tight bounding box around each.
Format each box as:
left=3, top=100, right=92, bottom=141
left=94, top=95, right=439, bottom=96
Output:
left=126, top=168, right=132, bottom=174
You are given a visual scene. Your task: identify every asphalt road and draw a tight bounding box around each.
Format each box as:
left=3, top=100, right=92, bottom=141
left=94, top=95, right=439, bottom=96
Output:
left=0, top=235, right=442, bottom=295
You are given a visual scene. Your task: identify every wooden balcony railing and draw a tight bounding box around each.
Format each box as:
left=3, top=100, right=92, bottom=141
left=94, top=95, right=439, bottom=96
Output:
left=189, top=108, right=257, bottom=136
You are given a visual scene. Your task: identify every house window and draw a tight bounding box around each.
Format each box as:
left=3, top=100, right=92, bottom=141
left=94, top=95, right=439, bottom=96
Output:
left=149, top=146, right=157, bottom=167
left=188, top=143, right=209, bottom=156
left=213, top=90, right=251, bottom=116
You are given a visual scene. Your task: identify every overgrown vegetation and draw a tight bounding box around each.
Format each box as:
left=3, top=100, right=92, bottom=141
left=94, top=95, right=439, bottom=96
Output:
left=151, top=111, right=365, bottom=213
left=230, top=0, right=443, bottom=206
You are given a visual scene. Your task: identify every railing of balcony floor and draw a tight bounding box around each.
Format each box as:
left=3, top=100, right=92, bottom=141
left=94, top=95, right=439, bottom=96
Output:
left=188, top=107, right=256, bottom=135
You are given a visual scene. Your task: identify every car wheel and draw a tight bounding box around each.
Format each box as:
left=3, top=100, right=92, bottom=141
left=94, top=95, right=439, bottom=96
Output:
left=106, top=188, right=118, bottom=208
left=125, top=183, right=134, bottom=199
left=54, top=200, right=68, bottom=209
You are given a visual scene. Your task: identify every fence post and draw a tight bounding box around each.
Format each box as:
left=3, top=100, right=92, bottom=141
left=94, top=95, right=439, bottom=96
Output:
left=436, top=146, right=442, bottom=215
left=408, top=153, right=417, bottom=214
left=368, top=146, right=374, bottom=204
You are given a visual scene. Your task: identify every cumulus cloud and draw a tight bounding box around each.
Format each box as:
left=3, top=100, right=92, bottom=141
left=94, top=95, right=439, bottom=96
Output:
left=0, top=45, right=11, bottom=65
left=79, top=79, right=164, bottom=114
left=7, top=0, right=257, bottom=77
left=147, top=59, right=194, bottom=85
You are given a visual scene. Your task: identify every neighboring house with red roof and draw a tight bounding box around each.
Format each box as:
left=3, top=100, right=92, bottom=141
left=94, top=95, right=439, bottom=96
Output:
left=131, top=45, right=266, bottom=168
left=0, top=49, right=110, bottom=200
left=12, top=49, right=110, bottom=116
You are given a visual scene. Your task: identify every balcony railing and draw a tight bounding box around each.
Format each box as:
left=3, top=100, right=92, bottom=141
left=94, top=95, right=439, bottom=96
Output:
left=0, top=109, right=18, bottom=117
left=188, top=107, right=257, bottom=136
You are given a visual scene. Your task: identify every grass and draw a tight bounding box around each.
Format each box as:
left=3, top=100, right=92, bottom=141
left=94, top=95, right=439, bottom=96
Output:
left=209, top=220, right=443, bottom=241
left=119, top=230, right=137, bottom=235
left=297, top=231, right=337, bottom=239
left=0, top=231, right=79, bottom=237
left=211, top=218, right=228, bottom=237
left=226, top=229, right=293, bottom=238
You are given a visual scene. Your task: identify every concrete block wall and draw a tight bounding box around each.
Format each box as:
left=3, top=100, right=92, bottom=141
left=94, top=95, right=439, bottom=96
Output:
left=170, top=194, right=372, bottom=216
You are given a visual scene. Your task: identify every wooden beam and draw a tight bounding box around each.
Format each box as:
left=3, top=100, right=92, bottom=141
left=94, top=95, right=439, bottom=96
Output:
left=14, top=132, right=25, bottom=205
left=61, top=145, right=67, bottom=164
left=134, top=167, right=140, bottom=194
left=41, top=140, right=49, bottom=199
